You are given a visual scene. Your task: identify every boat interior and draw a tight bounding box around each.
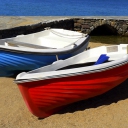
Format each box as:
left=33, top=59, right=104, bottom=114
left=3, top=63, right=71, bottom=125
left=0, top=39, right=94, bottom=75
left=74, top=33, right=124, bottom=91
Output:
left=0, top=29, right=87, bottom=49
left=57, top=55, right=110, bottom=70
left=15, top=44, right=128, bottom=81
left=25, top=44, right=128, bottom=74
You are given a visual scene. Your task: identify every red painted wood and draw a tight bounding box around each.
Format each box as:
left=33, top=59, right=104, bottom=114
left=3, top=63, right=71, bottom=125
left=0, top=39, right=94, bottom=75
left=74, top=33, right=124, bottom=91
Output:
left=17, top=63, right=128, bottom=118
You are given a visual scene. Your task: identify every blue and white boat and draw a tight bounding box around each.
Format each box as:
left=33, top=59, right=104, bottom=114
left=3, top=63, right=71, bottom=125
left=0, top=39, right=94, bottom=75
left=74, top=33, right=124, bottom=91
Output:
left=0, top=28, right=90, bottom=76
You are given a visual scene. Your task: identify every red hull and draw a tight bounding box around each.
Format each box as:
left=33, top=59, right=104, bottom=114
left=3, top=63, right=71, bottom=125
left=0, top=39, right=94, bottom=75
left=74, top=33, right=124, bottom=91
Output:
left=17, top=63, right=128, bottom=118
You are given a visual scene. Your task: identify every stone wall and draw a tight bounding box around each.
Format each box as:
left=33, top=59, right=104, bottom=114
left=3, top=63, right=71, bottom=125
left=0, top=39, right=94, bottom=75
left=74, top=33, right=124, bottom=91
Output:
left=0, top=19, right=74, bottom=39
left=0, top=17, right=128, bottom=39
left=74, top=18, right=128, bottom=36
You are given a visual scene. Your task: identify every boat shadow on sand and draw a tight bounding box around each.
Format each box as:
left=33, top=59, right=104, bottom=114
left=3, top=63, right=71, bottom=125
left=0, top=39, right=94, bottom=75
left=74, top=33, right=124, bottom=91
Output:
left=58, top=78, right=128, bottom=115
left=10, top=72, right=128, bottom=120
left=10, top=65, right=128, bottom=119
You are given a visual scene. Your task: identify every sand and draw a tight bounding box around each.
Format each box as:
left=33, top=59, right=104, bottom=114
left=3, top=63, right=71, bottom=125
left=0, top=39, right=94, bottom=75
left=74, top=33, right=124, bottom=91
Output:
left=0, top=42, right=128, bottom=128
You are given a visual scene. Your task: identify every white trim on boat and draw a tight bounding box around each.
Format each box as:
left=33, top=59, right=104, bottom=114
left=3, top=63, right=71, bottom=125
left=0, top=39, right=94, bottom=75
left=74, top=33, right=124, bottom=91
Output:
left=0, top=36, right=89, bottom=55
left=15, top=44, right=128, bottom=83
left=15, top=56, right=128, bottom=83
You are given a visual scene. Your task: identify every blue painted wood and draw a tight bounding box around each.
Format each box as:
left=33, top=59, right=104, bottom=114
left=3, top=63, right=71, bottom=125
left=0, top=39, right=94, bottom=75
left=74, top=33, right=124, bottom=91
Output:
left=0, top=51, right=71, bottom=76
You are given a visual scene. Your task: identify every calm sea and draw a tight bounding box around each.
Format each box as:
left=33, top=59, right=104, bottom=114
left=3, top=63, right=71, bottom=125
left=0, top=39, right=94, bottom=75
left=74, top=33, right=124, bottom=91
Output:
left=0, top=0, right=128, bottom=16
left=0, top=0, right=128, bottom=44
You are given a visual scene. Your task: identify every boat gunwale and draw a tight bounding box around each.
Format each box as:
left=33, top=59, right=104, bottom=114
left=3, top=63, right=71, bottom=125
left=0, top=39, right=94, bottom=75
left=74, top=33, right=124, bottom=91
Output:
left=0, top=36, right=89, bottom=55
left=15, top=55, right=128, bottom=83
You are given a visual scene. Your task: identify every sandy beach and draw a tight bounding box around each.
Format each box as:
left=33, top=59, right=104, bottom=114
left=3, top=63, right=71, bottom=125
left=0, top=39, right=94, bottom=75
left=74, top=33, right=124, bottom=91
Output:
left=0, top=42, right=128, bottom=128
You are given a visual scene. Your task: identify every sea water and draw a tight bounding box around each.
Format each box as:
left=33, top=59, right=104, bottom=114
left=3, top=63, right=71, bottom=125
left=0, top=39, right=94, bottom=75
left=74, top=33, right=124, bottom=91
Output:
left=0, top=0, right=128, bottom=44
left=0, top=0, right=128, bottom=16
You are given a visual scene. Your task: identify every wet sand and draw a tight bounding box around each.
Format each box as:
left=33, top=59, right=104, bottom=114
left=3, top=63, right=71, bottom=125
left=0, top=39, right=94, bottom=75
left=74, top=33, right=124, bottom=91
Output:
left=0, top=42, right=128, bottom=128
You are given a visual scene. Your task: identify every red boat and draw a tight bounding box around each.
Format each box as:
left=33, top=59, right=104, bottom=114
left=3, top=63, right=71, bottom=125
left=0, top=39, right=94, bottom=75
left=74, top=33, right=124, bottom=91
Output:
left=15, top=44, right=128, bottom=118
